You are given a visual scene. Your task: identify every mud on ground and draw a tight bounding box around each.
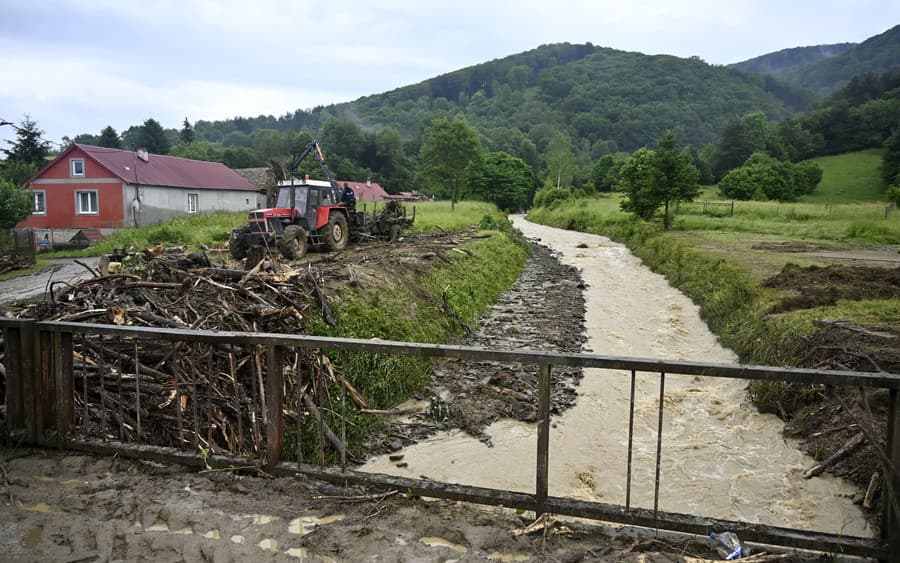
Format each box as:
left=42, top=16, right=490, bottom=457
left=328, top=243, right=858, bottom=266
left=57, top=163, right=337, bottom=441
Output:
left=763, top=263, right=900, bottom=313
left=760, top=262, right=900, bottom=515
left=2, top=448, right=747, bottom=562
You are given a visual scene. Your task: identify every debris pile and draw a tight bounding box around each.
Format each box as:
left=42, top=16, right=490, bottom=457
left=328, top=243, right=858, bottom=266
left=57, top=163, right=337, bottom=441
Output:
left=9, top=247, right=354, bottom=458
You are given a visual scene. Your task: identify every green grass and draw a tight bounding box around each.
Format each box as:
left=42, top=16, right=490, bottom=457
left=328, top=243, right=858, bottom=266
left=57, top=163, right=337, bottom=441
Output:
left=683, top=150, right=896, bottom=244
left=410, top=200, right=501, bottom=232
left=0, top=259, right=52, bottom=281
left=802, top=149, right=886, bottom=203
left=45, top=201, right=498, bottom=258
left=48, top=211, right=249, bottom=257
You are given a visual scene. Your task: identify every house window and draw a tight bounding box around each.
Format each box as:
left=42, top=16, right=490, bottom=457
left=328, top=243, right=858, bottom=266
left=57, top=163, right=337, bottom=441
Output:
left=70, top=158, right=85, bottom=177
left=33, top=191, right=46, bottom=214
left=75, top=190, right=98, bottom=214
left=187, top=193, right=199, bottom=214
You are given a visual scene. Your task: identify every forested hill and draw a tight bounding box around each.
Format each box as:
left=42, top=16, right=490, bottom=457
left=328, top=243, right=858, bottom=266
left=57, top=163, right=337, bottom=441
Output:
left=733, top=25, right=900, bottom=94
left=334, top=42, right=802, bottom=154
left=730, top=43, right=855, bottom=78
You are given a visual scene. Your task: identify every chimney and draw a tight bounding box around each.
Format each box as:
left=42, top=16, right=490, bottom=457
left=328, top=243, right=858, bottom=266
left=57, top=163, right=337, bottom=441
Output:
left=366, top=177, right=371, bottom=187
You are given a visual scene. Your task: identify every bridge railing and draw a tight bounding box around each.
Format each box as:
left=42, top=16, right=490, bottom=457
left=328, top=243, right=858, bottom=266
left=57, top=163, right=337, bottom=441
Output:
left=2, top=318, right=898, bottom=561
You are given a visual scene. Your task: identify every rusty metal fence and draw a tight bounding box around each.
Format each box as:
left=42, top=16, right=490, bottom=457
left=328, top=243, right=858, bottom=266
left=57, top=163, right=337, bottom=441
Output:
left=2, top=318, right=899, bottom=561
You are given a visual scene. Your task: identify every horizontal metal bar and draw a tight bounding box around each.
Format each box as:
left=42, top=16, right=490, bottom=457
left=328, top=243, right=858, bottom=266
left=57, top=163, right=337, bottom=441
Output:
left=14, top=320, right=900, bottom=390
left=62, top=439, right=885, bottom=559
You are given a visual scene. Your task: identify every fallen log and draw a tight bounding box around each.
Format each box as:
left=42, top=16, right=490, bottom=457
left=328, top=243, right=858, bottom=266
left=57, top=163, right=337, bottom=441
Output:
left=803, top=431, right=865, bottom=479
left=322, top=356, right=368, bottom=410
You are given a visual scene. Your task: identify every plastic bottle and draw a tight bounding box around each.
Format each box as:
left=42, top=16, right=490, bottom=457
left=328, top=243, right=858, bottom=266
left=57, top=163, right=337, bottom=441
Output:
left=710, top=531, right=744, bottom=560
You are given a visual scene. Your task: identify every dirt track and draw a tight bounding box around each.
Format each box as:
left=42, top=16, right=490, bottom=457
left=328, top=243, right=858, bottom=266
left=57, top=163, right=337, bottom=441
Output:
left=0, top=258, right=100, bottom=304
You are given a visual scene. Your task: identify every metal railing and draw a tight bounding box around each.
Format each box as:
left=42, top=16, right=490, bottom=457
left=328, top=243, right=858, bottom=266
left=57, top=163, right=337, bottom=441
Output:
left=2, top=318, right=899, bottom=561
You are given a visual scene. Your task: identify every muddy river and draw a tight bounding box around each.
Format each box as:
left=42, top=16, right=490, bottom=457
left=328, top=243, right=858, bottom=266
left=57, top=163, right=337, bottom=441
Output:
left=365, top=216, right=870, bottom=536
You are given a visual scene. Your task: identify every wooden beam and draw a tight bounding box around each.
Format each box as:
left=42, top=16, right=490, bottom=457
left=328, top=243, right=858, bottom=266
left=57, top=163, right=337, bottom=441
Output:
left=266, top=343, right=284, bottom=468
left=536, top=364, right=551, bottom=516
left=885, top=389, right=900, bottom=563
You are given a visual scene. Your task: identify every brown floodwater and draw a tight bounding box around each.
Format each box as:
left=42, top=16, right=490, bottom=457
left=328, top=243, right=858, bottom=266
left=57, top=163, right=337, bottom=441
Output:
left=363, top=217, right=869, bottom=536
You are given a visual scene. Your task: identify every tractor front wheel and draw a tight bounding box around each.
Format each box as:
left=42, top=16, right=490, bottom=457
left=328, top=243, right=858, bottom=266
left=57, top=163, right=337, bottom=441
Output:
left=278, top=225, right=307, bottom=260
left=324, top=213, right=349, bottom=251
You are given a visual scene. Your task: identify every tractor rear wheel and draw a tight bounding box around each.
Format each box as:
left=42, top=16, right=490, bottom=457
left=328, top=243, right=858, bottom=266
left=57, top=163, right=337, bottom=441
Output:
left=278, top=225, right=307, bottom=260
left=229, top=228, right=250, bottom=260
left=324, top=213, right=349, bottom=251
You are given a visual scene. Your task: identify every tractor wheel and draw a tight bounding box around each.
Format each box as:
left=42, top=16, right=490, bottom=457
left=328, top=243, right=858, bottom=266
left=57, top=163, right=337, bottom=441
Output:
left=229, top=229, right=250, bottom=260
left=278, top=225, right=307, bottom=260
left=324, top=213, right=349, bottom=251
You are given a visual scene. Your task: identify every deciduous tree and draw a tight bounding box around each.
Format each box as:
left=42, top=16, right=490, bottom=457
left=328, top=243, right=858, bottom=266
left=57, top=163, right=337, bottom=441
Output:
left=546, top=133, right=575, bottom=189
left=0, top=177, right=33, bottom=230
left=618, top=131, right=699, bottom=229
left=467, top=151, right=533, bottom=211
left=419, top=117, right=482, bottom=211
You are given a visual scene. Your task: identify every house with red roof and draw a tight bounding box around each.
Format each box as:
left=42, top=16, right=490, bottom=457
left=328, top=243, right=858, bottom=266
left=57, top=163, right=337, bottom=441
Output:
left=17, top=144, right=260, bottom=245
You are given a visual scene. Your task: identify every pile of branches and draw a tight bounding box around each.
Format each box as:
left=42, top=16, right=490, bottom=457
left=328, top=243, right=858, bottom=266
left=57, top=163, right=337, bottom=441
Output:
left=9, top=248, right=362, bottom=459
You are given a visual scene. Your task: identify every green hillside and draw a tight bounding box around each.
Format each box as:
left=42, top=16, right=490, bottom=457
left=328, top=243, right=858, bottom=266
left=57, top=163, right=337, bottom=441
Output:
left=801, top=149, right=886, bottom=203
left=730, top=43, right=855, bottom=78
left=343, top=43, right=803, bottom=153
left=795, top=25, right=900, bottom=93
left=735, top=25, right=900, bottom=94
left=193, top=43, right=801, bottom=160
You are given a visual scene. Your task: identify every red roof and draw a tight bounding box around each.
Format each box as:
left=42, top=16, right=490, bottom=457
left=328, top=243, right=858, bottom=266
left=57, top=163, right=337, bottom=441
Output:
left=337, top=179, right=390, bottom=201
left=56, top=144, right=257, bottom=191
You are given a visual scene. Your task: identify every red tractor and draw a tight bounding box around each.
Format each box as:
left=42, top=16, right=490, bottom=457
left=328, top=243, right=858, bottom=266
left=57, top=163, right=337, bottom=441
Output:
left=229, top=141, right=413, bottom=261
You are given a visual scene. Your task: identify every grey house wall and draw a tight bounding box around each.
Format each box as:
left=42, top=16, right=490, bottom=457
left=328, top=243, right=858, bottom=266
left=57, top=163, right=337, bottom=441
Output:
left=122, top=184, right=263, bottom=227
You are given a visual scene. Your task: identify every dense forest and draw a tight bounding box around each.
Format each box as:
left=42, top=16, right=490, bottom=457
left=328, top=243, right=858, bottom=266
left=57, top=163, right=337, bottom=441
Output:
left=733, top=25, right=900, bottom=94
left=730, top=43, right=856, bottom=79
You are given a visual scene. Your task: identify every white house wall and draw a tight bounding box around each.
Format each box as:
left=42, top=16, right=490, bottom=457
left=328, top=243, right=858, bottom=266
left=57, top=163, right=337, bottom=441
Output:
left=123, top=184, right=263, bottom=226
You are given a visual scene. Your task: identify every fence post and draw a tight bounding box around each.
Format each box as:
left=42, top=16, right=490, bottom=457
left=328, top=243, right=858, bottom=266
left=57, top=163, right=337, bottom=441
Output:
left=53, top=331, right=74, bottom=446
left=20, top=320, right=38, bottom=443
left=3, top=324, right=25, bottom=437
left=884, top=389, right=900, bottom=563
left=536, top=363, right=551, bottom=516
left=36, top=327, right=55, bottom=445
left=266, top=343, right=285, bottom=467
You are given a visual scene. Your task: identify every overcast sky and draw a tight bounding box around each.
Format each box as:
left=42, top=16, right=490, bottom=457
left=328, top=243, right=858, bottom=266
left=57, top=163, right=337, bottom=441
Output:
left=1, top=0, right=898, bottom=148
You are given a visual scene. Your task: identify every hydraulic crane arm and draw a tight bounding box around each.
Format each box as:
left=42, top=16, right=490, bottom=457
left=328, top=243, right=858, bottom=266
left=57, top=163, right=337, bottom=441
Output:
left=286, top=140, right=340, bottom=191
